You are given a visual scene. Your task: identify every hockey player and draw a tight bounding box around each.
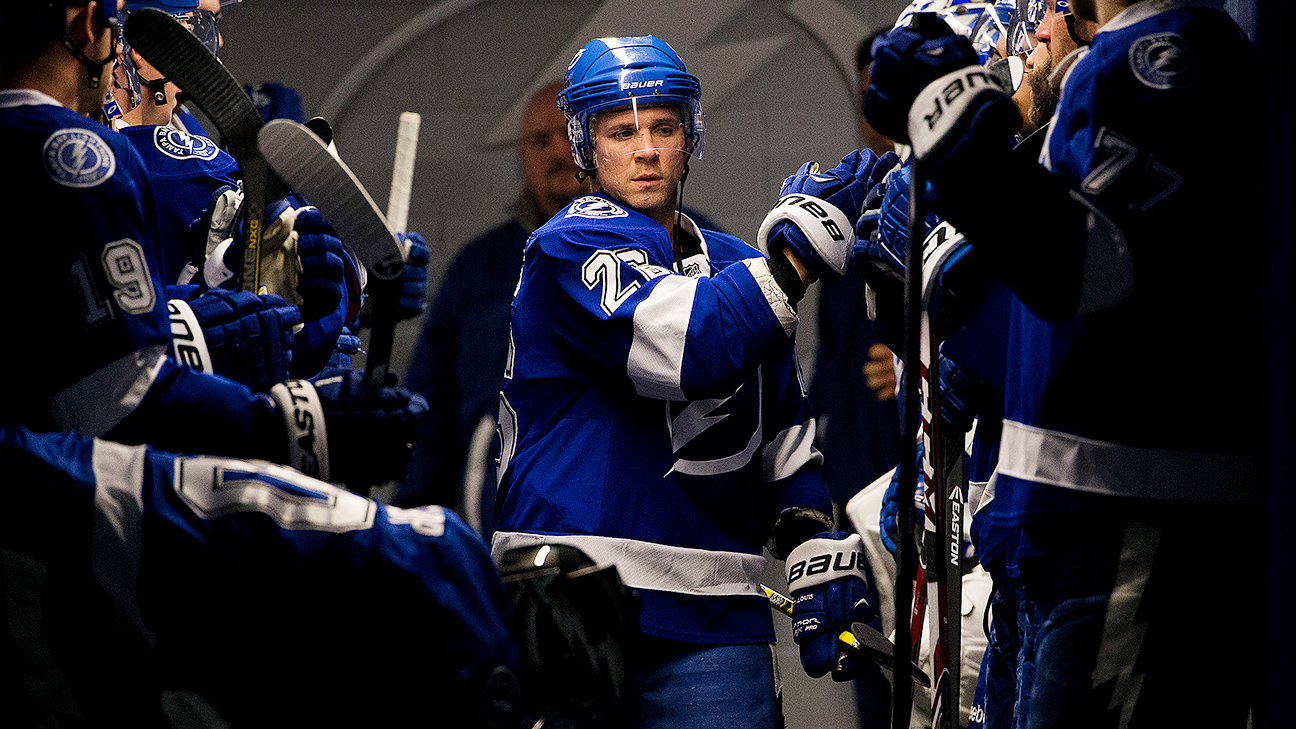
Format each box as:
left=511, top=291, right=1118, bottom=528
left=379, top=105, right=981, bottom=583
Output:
left=0, top=0, right=423, bottom=483
left=491, top=35, right=894, bottom=728
left=863, top=0, right=1262, bottom=726
left=0, top=424, right=522, bottom=726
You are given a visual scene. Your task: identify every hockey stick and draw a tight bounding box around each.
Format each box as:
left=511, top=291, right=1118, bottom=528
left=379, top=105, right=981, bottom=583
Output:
left=919, top=219, right=966, bottom=729
left=256, top=119, right=406, bottom=390
left=385, top=112, right=421, bottom=238
left=123, top=8, right=284, bottom=295
left=893, top=157, right=925, bottom=729
left=761, top=584, right=930, bottom=688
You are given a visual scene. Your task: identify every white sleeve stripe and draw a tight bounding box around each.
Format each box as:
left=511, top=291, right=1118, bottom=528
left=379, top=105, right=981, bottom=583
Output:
left=762, top=419, right=822, bottom=483
left=741, top=258, right=798, bottom=337
left=627, top=275, right=696, bottom=400
left=90, top=439, right=154, bottom=645
left=48, top=344, right=169, bottom=438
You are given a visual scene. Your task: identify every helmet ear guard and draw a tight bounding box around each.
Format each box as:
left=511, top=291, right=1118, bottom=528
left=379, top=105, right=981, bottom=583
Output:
left=498, top=543, right=639, bottom=722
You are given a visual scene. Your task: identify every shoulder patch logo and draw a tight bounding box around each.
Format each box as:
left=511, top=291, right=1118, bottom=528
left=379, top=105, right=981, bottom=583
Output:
left=1129, top=33, right=1198, bottom=90
left=153, top=126, right=219, bottom=161
left=43, top=128, right=115, bottom=188
left=565, top=195, right=629, bottom=220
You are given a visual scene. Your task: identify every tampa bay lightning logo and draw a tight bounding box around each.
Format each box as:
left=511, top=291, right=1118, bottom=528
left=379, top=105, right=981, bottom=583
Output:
left=154, top=126, right=220, bottom=161
left=566, top=195, right=629, bottom=220
left=1129, top=33, right=1198, bottom=90
left=43, top=128, right=115, bottom=188
left=667, top=370, right=763, bottom=477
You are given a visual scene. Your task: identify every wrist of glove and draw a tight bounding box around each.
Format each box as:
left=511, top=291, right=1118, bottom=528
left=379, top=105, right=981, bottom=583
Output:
left=397, top=232, right=430, bottom=322
left=270, top=369, right=428, bottom=488
left=906, top=66, right=1021, bottom=170
left=166, top=285, right=301, bottom=393
left=785, top=531, right=881, bottom=681
left=757, top=151, right=899, bottom=285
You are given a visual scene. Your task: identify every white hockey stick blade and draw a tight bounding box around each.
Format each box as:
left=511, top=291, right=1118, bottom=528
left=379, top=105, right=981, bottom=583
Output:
left=386, top=111, right=421, bottom=237
left=257, top=119, right=405, bottom=280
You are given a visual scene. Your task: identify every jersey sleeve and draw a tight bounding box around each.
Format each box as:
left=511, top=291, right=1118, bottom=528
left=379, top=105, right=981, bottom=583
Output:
left=0, top=425, right=520, bottom=726
left=515, top=226, right=799, bottom=401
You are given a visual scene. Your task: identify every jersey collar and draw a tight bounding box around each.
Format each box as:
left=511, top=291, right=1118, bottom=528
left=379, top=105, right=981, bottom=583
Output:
left=0, top=88, right=66, bottom=111
left=1099, top=0, right=1225, bottom=35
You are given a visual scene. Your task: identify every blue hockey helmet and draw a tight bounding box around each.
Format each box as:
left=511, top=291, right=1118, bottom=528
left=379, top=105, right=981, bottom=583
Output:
left=894, top=0, right=1017, bottom=64
left=110, top=0, right=220, bottom=118
left=557, top=35, right=704, bottom=171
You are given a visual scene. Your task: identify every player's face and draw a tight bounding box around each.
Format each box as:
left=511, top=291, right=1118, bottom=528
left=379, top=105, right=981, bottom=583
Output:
left=519, top=86, right=581, bottom=220
left=589, top=105, right=689, bottom=224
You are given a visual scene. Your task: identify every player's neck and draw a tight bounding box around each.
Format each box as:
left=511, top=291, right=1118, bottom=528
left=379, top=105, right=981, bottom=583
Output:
left=1096, top=0, right=1137, bottom=26
left=0, top=50, right=86, bottom=113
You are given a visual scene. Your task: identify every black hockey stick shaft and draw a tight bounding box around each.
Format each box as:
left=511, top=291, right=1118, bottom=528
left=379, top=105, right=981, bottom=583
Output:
left=892, top=154, right=925, bottom=729
left=123, top=8, right=285, bottom=294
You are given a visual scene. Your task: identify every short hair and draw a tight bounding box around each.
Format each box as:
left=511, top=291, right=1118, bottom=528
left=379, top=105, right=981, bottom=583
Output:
left=855, top=28, right=889, bottom=72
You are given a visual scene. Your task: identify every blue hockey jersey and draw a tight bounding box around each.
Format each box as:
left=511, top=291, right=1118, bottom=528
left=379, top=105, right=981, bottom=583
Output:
left=119, top=123, right=238, bottom=284
left=492, top=194, right=831, bottom=645
left=992, top=0, right=1262, bottom=524
left=0, top=90, right=279, bottom=458
left=0, top=426, right=520, bottom=726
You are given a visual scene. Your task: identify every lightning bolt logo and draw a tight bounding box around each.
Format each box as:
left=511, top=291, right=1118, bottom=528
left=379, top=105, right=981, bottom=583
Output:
left=669, top=391, right=736, bottom=452
left=43, top=128, right=116, bottom=188
left=1090, top=520, right=1159, bottom=728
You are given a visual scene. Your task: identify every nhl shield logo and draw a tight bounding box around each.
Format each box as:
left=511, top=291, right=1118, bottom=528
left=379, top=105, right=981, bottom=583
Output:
left=154, top=127, right=220, bottom=161
left=565, top=195, right=629, bottom=220
left=43, top=128, right=116, bottom=188
left=1129, top=32, right=1198, bottom=90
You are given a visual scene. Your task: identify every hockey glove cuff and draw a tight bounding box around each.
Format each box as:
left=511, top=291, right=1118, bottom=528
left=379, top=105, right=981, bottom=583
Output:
left=786, top=531, right=881, bottom=680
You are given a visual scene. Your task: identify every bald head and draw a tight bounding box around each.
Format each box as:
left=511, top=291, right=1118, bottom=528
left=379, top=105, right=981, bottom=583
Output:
left=519, top=81, right=581, bottom=220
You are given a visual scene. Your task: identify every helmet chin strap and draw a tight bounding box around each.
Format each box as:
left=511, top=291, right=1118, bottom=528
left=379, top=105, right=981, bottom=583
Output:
left=139, top=75, right=170, bottom=106
left=60, top=16, right=118, bottom=91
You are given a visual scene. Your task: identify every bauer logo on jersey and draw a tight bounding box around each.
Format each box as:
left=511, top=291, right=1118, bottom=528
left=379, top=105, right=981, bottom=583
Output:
left=153, top=126, right=220, bottom=161
left=1129, top=33, right=1198, bottom=90
left=565, top=195, right=629, bottom=220
left=43, top=128, right=115, bottom=188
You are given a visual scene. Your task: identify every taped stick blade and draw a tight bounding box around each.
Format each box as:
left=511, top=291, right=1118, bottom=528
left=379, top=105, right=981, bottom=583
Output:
left=257, top=119, right=404, bottom=280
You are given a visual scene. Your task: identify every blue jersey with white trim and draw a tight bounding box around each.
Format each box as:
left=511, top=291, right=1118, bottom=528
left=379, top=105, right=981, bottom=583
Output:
left=993, top=1, right=1261, bottom=524
left=0, top=426, right=519, bottom=726
left=494, top=194, right=830, bottom=644
left=120, top=124, right=238, bottom=284
left=0, top=91, right=278, bottom=457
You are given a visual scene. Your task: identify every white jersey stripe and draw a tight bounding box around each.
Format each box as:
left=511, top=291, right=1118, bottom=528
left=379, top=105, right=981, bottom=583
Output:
left=491, top=531, right=766, bottom=598
left=91, top=439, right=154, bottom=643
left=627, top=274, right=697, bottom=400
left=998, top=420, right=1260, bottom=503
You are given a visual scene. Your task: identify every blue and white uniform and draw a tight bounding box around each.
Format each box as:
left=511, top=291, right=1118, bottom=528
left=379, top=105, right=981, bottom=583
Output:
left=0, top=425, right=521, bottom=726
left=492, top=194, right=831, bottom=646
left=0, top=89, right=279, bottom=457
left=119, top=123, right=238, bottom=284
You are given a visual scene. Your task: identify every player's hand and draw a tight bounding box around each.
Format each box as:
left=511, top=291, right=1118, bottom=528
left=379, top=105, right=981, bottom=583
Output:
left=863, top=343, right=897, bottom=402
left=397, top=232, right=429, bottom=322
left=189, top=184, right=243, bottom=289
left=293, top=207, right=347, bottom=322
left=167, top=285, right=301, bottom=393
left=312, top=368, right=428, bottom=488
left=862, top=15, right=980, bottom=144
left=785, top=531, right=882, bottom=681
left=757, top=150, right=897, bottom=284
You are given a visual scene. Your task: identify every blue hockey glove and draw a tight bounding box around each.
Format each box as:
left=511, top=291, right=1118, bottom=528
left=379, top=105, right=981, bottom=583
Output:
left=397, top=232, right=429, bottom=321
left=785, top=531, right=882, bottom=681
left=757, top=150, right=897, bottom=284
left=881, top=441, right=924, bottom=556
left=863, top=15, right=981, bottom=144
left=271, top=369, right=428, bottom=488
left=294, top=207, right=347, bottom=322
left=166, top=285, right=301, bottom=393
